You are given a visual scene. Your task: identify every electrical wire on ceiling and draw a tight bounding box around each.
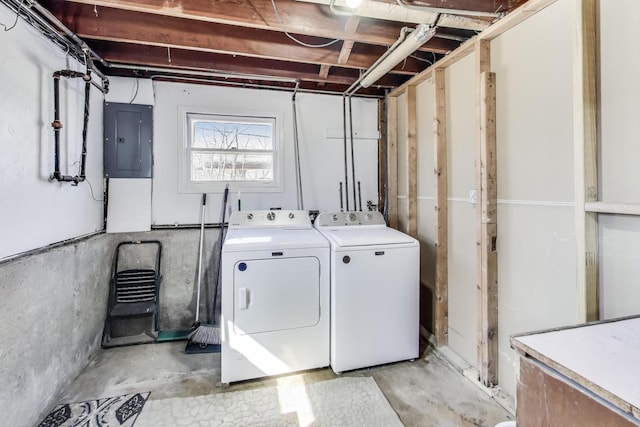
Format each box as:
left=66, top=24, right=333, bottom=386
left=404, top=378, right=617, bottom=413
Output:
left=270, top=0, right=341, bottom=48
left=409, top=51, right=437, bottom=65
left=129, top=78, right=140, bottom=104
left=0, top=0, right=109, bottom=93
left=0, top=0, right=23, bottom=31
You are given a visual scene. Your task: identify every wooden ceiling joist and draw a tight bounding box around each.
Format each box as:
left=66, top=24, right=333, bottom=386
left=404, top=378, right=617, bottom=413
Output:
left=47, top=2, right=431, bottom=73
left=54, top=0, right=465, bottom=50
left=92, top=40, right=407, bottom=88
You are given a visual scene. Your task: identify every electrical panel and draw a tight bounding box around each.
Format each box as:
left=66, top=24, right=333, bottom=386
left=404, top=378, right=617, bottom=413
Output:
left=103, top=102, right=153, bottom=178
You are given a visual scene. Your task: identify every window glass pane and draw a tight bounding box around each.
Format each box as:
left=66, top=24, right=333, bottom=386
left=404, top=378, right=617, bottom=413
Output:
left=192, top=120, right=273, bottom=150
left=191, top=152, right=274, bottom=182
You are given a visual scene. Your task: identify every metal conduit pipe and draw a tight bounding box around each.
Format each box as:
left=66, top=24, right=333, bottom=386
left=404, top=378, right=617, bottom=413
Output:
left=291, top=80, right=305, bottom=210
left=1, top=0, right=109, bottom=93
left=348, top=94, right=357, bottom=210
left=114, top=63, right=299, bottom=84
left=50, top=68, right=92, bottom=185
left=342, top=95, right=350, bottom=211
left=395, top=0, right=504, bottom=18
left=345, top=26, right=411, bottom=96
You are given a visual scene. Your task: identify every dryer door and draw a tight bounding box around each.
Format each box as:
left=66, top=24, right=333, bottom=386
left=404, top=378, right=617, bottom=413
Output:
left=233, top=256, right=320, bottom=334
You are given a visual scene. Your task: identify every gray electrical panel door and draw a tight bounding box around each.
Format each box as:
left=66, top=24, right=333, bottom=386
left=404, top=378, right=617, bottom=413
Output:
left=104, top=102, right=153, bottom=178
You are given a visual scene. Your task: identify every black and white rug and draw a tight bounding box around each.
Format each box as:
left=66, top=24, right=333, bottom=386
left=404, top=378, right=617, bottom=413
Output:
left=38, top=392, right=149, bottom=427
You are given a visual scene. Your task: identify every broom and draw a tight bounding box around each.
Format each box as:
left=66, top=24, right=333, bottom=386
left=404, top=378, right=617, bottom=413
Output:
left=187, top=186, right=228, bottom=347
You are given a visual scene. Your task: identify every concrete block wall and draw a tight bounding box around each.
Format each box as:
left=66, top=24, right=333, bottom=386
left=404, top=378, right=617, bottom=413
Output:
left=0, top=235, right=111, bottom=427
left=0, top=228, right=220, bottom=426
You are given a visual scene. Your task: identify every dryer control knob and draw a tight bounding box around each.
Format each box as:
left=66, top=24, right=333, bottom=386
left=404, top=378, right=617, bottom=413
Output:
left=246, top=213, right=254, bottom=220
left=267, top=211, right=276, bottom=221
left=342, top=255, right=351, bottom=264
left=365, top=213, right=373, bottom=221
left=348, top=212, right=357, bottom=222
left=288, top=212, right=295, bottom=219
left=331, top=214, right=339, bottom=222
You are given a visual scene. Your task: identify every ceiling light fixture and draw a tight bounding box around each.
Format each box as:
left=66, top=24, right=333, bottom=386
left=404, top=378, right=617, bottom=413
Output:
left=359, top=24, right=435, bottom=88
left=344, top=0, right=363, bottom=8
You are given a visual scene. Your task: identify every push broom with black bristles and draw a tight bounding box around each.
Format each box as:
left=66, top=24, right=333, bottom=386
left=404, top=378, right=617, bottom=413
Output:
left=186, top=186, right=229, bottom=351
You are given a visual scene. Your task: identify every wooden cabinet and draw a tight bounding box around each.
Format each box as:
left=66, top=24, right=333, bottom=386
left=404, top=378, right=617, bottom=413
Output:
left=511, top=317, right=640, bottom=427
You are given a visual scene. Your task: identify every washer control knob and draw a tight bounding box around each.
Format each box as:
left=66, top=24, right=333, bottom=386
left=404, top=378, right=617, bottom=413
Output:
left=342, top=255, right=351, bottom=264
left=348, top=212, right=357, bottom=222
left=365, top=213, right=373, bottom=221
left=288, top=212, right=295, bottom=219
left=246, top=213, right=254, bottom=220
left=266, top=211, right=276, bottom=221
left=331, top=214, right=339, bottom=222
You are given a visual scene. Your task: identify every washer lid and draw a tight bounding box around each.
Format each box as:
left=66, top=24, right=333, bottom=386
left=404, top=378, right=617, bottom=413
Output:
left=320, top=226, right=417, bottom=247
left=222, top=227, right=328, bottom=252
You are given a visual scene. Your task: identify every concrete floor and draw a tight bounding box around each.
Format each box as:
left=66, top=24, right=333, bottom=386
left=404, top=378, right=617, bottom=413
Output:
left=55, top=342, right=513, bottom=427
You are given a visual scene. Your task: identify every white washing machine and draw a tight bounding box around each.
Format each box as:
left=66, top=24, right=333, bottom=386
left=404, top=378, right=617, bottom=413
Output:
left=221, top=210, right=329, bottom=383
left=315, top=211, right=420, bottom=373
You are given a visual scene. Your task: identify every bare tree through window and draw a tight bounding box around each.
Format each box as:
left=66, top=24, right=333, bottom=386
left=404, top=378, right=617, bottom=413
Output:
left=187, top=114, right=275, bottom=183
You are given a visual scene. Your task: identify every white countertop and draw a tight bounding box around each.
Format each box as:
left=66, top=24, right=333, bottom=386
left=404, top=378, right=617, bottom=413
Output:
left=511, top=316, right=640, bottom=419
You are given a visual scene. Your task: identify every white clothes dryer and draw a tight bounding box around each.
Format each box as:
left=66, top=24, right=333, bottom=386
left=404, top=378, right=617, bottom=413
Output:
left=221, top=210, right=329, bottom=383
left=315, top=211, right=420, bottom=373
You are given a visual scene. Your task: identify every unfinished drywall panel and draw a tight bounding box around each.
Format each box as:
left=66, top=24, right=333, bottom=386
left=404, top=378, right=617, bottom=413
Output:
left=0, top=235, right=111, bottom=427
left=445, top=53, right=478, bottom=367
left=416, top=78, right=437, bottom=331
left=599, top=0, right=640, bottom=203
left=599, top=214, right=640, bottom=319
left=491, top=0, right=576, bottom=397
left=396, top=91, right=410, bottom=232
left=0, top=6, right=104, bottom=260
left=598, top=1, right=640, bottom=321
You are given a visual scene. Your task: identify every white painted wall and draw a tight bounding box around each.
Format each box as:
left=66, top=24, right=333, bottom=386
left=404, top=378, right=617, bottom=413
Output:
left=104, top=81, right=380, bottom=225
left=0, top=7, right=104, bottom=260
left=598, top=0, right=640, bottom=319
left=491, top=0, right=577, bottom=397
left=445, top=53, right=478, bottom=368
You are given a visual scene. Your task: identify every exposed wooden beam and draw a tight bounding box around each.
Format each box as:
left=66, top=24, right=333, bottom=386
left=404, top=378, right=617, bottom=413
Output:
left=434, top=67, right=448, bottom=347
left=390, top=0, right=561, bottom=98
left=479, top=0, right=559, bottom=41
left=385, top=0, right=527, bottom=14
left=338, top=41, right=355, bottom=65
left=337, top=16, right=360, bottom=66
left=90, top=41, right=408, bottom=87
left=56, top=0, right=458, bottom=53
left=48, top=2, right=430, bottom=73
left=573, top=0, right=599, bottom=322
left=318, top=64, right=331, bottom=79
left=378, top=99, right=387, bottom=214
left=407, top=85, right=418, bottom=238
left=477, top=70, right=498, bottom=387
left=387, top=96, right=399, bottom=229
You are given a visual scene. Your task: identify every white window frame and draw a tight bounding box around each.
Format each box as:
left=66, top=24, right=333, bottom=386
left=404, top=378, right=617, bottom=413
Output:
left=177, top=106, right=284, bottom=193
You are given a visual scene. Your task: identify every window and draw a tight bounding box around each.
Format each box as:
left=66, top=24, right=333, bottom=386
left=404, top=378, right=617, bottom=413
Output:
left=179, top=108, right=282, bottom=193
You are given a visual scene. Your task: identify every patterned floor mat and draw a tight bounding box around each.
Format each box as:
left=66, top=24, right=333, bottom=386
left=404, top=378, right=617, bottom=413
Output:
left=135, top=377, right=403, bottom=426
left=38, top=392, right=149, bottom=427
